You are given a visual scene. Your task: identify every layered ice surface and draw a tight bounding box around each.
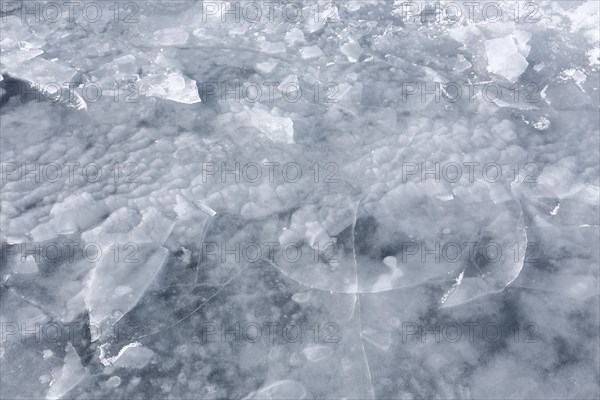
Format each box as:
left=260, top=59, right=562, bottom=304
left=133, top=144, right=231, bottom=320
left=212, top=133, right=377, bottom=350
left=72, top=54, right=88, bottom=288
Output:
left=1, top=1, right=599, bottom=399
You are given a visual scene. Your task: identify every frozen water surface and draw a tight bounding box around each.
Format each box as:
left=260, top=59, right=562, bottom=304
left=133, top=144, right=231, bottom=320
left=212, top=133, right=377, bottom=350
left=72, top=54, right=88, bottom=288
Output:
left=0, top=1, right=599, bottom=399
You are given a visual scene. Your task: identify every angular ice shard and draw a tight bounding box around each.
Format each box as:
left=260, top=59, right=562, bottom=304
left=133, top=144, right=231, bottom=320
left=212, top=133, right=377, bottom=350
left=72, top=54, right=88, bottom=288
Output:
left=142, top=72, right=201, bottom=104
left=300, top=46, right=324, bottom=59
left=80, top=206, right=175, bottom=341
left=341, top=40, right=363, bottom=62
left=243, top=105, right=295, bottom=144
left=485, top=34, right=530, bottom=82
left=1, top=55, right=86, bottom=110
left=84, top=244, right=169, bottom=341
left=100, top=342, right=155, bottom=370
left=0, top=16, right=45, bottom=69
left=46, top=344, right=86, bottom=400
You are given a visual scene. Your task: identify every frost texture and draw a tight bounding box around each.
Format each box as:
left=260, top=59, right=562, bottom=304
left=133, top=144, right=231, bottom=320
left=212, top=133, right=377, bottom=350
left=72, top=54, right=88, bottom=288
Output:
left=1, top=1, right=599, bottom=399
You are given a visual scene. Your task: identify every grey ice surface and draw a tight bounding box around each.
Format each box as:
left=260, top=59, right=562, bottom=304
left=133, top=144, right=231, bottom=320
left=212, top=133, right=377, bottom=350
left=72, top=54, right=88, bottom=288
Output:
left=0, top=1, right=599, bottom=399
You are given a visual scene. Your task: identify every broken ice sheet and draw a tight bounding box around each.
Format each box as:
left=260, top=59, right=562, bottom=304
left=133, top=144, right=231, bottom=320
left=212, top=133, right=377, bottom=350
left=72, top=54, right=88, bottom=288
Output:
left=84, top=243, right=169, bottom=342
left=441, top=199, right=527, bottom=307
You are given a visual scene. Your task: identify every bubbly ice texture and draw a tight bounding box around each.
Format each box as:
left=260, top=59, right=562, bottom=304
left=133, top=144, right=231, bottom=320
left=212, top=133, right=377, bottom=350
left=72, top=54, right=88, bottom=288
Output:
left=1, top=1, right=598, bottom=399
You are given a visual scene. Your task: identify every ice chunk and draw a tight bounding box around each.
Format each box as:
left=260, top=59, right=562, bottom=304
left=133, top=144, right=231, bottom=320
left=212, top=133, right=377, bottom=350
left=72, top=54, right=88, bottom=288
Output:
left=154, top=28, right=189, bottom=45
left=106, top=376, right=121, bottom=387
left=84, top=244, right=169, bottom=341
left=142, top=71, right=201, bottom=104
left=277, top=74, right=299, bottom=93
left=244, top=105, right=295, bottom=144
left=0, top=17, right=46, bottom=70
left=46, top=344, right=86, bottom=400
left=485, top=35, right=529, bottom=82
left=256, top=59, right=278, bottom=74
left=16, top=255, right=38, bottom=274
left=291, top=291, right=311, bottom=303
left=241, top=202, right=273, bottom=219
left=302, top=345, right=333, bottom=362
left=285, top=28, right=305, bottom=45
left=453, top=54, right=472, bottom=73
left=300, top=46, right=324, bottom=59
left=109, top=344, right=155, bottom=369
left=341, top=41, right=362, bottom=62
left=304, top=221, right=332, bottom=249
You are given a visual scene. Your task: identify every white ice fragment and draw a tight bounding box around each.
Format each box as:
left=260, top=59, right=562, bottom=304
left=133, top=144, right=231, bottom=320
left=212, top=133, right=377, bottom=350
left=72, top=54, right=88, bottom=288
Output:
left=154, top=28, right=189, bottom=45
left=453, top=54, right=472, bottom=73
left=84, top=245, right=169, bottom=341
left=110, top=344, right=155, bottom=369
left=8, top=57, right=76, bottom=88
left=192, top=200, right=217, bottom=217
left=291, top=292, right=311, bottom=303
left=244, top=105, right=294, bottom=143
left=300, top=46, right=324, bottom=59
left=341, top=41, right=362, bottom=62
left=512, top=30, right=532, bottom=57
left=571, top=1, right=600, bottom=42
left=302, top=345, right=333, bottom=362
left=382, top=256, right=398, bottom=269
left=277, top=74, right=299, bottom=93
left=304, top=221, right=332, bottom=249
left=143, top=72, right=201, bottom=104
left=484, top=34, right=529, bottom=82
left=560, top=69, right=587, bottom=91
left=440, top=271, right=464, bottom=304
left=241, top=202, right=273, bottom=219
left=46, top=344, right=86, bottom=400
left=285, top=27, right=305, bottom=45
left=106, top=376, right=121, bottom=387
left=261, top=41, right=286, bottom=55
left=533, top=117, right=551, bottom=131
left=587, top=48, right=600, bottom=66
left=448, top=25, right=481, bottom=42
left=17, top=256, right=38, bottom=274
left=256, top=59, right=278, bottom=74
